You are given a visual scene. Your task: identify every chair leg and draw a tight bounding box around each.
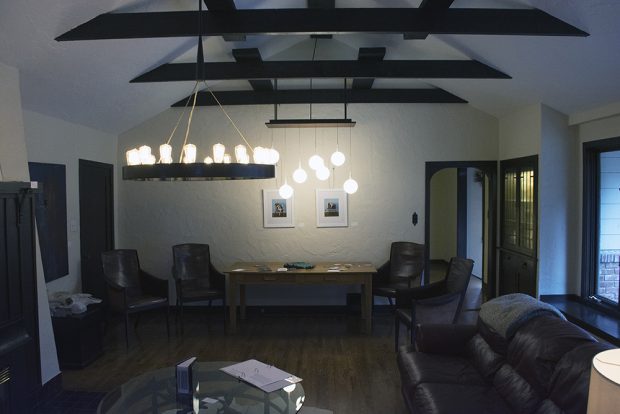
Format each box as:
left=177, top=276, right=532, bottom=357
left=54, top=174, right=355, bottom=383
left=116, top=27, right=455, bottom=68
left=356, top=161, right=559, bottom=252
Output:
left=165, top=305, right=170, bottom=338
left=124, top=313, right=130, bottom=349
left=180, top=298, right=184, bottom=335
left=394, top=316, right=400, bottom=352
left=388, top=297, right=394, bottom=307
left=410, top=323, right=415, bottom=346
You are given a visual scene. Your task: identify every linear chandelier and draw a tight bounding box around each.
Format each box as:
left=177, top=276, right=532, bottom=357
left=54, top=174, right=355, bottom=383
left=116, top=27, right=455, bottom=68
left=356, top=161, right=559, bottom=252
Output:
left=123, top=0, right=276, bottom=182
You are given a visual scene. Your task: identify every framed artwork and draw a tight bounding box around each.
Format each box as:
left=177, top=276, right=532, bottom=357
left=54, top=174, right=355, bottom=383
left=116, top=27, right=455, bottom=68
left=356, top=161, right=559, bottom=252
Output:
left=263, top=189, right=294, bottom=228
left=316, top=189, right=348, bottom=227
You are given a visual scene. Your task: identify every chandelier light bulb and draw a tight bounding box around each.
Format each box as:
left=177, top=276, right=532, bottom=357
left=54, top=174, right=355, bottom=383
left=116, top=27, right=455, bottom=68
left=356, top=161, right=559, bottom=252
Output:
left=269, top=148, right=280, bottom=165
left=182, top=144, right=197, bottom=163
left=138, top=145, right=152, bottom=165
left=159, top=144, right=173, bottom=164
left=308, top=154, right=324, bottom=170
left=330, top=150, right=346, bottom=167
left=213, top=143, right=225, bottom=163
left=343, top=174, right=359, bottom=194
left=204, top=156, right=214, bottom=164
left=293, top=165, right=308, bottom=184
left=279, top=181, right=294, bottom=199
left=145, top=154, right=156, bottom=165
left=240, top=153, right=250, bottom=164
left=253, top=146, right=267, bottom=164
left=316, top=165, right=330, bottom=181
left=223, top=154, right=232, bottom=164
left=234, top=144, right=247, bottom=163
left=126, top=148, right=141, bottom=166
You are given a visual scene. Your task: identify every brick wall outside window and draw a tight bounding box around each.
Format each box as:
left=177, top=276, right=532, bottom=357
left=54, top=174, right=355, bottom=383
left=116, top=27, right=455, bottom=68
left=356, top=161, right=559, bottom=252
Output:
left=599, top=250, right=619, bottom=303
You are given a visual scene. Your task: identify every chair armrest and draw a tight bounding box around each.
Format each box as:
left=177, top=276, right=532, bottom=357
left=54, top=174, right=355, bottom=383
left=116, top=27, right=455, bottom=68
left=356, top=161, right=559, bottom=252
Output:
left=414, top=324, right=477, bottom=355
left=140, top=270, right=169, bottom=299
left=374, top=260, right=390, bottom=286
left=395, top=281, right=447, bottom=308
left=209, top=263, right=226, bottom=291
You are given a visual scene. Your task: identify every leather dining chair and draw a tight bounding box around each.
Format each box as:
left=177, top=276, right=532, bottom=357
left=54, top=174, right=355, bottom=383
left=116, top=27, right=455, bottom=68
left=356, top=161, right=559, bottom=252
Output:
left=373, top=241, right=425, bottom=306
left=394, top=256, right=474, bottom=351
left=101, top=249, right=170, bottom=348
left=172, top=243, right=225, bottom=334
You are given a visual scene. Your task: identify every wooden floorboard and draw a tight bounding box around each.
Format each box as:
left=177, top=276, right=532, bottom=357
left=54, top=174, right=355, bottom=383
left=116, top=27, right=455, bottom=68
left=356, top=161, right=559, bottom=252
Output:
left=62, top=309, right=410, bottom=413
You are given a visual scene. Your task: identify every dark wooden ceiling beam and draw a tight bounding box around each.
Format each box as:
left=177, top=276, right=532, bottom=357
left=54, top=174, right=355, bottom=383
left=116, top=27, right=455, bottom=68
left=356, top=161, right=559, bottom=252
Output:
left=131, top=60, right=509, bottom=82
left=352, top=47, right=386, bottom=90
left=203, top=0, right=246, bottom=41
left=171, top=88, right=467, bottom=106
left=56, top=9, right=588, bottom=41
left=232, top=48, right=273, bottom=91
left=405, top=0, right=456, bottom=40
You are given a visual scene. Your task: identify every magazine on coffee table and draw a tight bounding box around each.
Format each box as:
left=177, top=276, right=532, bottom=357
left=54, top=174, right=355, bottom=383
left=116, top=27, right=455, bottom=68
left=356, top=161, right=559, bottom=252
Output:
left=220, top=359, right=302, bottom=393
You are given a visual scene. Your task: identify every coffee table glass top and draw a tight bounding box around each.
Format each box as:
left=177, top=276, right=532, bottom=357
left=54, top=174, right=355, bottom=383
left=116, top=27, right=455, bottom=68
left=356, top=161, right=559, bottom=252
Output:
left=98, top=361, right=305, bottom=414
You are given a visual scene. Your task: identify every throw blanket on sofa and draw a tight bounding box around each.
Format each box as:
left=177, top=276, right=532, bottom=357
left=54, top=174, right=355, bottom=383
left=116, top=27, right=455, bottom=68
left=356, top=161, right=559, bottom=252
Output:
left=479, top=293, right=566, bottom=339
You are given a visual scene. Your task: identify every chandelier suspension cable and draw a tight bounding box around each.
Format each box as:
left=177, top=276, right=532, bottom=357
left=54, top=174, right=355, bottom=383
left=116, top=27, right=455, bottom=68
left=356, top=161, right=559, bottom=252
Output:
left=179, top=86, right=200, bottom=162
left=159, top=81, right=199, bottom=163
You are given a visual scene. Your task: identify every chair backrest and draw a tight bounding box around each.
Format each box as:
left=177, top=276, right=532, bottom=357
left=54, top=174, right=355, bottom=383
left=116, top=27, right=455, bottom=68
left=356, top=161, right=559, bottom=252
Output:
left=172, top=243, right=211, bottom=283
left=445, top=256, right=474, bottom=295
left=389, top=241, right=425, bottom=283
left=101, top=249, right=142, bottom=289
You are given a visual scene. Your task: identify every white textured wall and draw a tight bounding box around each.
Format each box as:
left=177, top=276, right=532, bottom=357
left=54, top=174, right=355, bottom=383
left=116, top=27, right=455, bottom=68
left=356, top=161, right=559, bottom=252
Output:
left=23, top=110, right=118, bottom=294
left=538, top=105, right=577, bottom=295
left=118, top=103, right=498, bottom=305
left=430, top=168, right=457, bottom=262
left=499, top=104, right=541, bottom=161
left=0, top=61, right=59, bottom=384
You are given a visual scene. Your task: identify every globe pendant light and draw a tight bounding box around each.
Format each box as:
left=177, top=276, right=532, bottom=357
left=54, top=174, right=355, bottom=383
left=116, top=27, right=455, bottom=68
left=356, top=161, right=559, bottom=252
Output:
left=279, top=180, right=294, bottom=199
left=316, top=165, right=330, bottom=181
left=343, top=173, right=358, bottom=194
left=308, top=154, right=324, bottom=170
left=293, top=163, right=308, bottom=184
left=330, top=127, right=346, bottom=167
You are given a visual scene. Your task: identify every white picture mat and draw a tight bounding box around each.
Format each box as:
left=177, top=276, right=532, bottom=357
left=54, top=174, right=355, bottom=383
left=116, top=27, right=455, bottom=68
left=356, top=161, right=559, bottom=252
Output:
left=263, top=189, right=294, bottom=228
left=316, top=189, right=348, bottom=227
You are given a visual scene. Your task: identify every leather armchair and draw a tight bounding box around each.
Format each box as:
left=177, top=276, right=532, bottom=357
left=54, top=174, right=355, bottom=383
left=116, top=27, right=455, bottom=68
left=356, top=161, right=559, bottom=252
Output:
left=373, top=241, right=425, bottom=306
left=101, top=249, right=170, bottom=348
left=172, top=243, right=225, bottom=333
left=394, top=256, right=473, bottom=351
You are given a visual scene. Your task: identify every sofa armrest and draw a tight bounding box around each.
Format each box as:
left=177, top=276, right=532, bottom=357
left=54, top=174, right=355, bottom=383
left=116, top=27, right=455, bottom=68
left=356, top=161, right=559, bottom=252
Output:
left=414, top=324, right=477, bottom=355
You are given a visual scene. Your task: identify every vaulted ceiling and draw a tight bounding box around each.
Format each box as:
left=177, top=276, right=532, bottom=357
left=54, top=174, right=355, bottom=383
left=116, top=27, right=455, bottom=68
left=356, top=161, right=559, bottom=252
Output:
left=1, top=0, right=619, bottom=134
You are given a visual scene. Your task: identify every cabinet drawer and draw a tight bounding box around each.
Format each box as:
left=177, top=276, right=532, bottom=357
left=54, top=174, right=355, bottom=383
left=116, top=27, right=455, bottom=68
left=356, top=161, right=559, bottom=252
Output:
left=295, top=274, right=361, bottom=284
left=238, top=273, right=297, bottom=283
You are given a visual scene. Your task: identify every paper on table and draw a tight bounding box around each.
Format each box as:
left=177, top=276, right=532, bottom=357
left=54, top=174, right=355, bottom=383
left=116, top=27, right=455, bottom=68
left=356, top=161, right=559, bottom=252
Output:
left=232, top=268, right=246, bottom=272
left=220, top=359, right=302, bottom=392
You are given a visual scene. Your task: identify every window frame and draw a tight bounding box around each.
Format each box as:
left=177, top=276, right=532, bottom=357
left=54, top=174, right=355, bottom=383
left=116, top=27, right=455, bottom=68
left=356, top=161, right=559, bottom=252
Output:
left=582, top=137, right=620, bottom=313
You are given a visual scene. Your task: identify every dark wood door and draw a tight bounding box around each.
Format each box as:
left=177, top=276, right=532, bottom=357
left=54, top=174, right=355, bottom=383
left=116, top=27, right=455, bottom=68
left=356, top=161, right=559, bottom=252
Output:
left=0, top=183, right=40, bottom=413
left=79, top=160, right=114, bottom=302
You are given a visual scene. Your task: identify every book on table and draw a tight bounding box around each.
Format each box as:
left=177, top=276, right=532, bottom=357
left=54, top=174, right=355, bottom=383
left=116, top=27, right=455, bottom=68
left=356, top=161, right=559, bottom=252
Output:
left=220, top=359, right=302, bottom=393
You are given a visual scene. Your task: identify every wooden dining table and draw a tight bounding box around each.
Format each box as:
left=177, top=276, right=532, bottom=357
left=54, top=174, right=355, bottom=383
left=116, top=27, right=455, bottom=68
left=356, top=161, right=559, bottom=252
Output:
left=224, top=262, right=377, bottom=334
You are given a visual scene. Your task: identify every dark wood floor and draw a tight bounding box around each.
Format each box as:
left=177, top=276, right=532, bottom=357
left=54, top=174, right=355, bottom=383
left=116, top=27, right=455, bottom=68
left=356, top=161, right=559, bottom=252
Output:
left=61, top=276, right=482, bottom=413
left=62, top=308, right=409, bottom=413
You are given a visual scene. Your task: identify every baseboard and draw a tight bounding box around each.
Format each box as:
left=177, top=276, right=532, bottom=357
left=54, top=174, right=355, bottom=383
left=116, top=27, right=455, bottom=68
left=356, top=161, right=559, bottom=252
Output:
left=35, top=372, right=62, bottom=408
left=172, top=304, right=393, bottom=314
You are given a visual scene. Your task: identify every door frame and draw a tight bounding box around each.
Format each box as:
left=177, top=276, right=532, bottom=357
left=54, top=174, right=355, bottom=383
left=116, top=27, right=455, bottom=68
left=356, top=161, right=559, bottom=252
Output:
left=425, top=160, right=498, bottom=298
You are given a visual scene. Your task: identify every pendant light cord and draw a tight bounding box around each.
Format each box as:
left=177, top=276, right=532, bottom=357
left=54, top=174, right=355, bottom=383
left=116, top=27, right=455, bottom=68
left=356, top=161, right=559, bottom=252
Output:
left=310, top=37, right=318, bottom=119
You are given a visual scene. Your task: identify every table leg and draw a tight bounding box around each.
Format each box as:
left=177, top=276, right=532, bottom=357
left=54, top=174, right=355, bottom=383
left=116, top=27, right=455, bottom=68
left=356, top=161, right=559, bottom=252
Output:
left=362, top=274, right=373, bottom=334
left=227, top=276, right=237, bottom=334
left=240, top=284, right=247, bottom=320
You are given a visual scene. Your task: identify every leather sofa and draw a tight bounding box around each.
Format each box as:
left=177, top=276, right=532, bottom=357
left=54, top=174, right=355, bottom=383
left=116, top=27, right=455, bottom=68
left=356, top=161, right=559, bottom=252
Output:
left=397, top=296, right=614, bottom=414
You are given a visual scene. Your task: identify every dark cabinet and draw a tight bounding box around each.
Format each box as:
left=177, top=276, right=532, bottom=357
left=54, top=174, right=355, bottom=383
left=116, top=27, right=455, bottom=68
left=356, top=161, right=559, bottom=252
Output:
left=0, top=182, right=41, bottom=413
left=499, top=156, right=538, bottom=297
left=52, top=306, right=104, bottom=369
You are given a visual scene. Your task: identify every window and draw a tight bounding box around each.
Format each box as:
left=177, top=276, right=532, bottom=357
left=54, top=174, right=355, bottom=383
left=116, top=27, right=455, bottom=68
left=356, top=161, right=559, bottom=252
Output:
left=583, top=137, right=620, bottom=310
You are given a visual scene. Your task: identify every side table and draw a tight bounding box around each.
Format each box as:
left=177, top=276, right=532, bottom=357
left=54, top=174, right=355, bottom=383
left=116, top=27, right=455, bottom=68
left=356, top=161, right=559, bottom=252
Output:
left=52, top=305, right=104, bottom=369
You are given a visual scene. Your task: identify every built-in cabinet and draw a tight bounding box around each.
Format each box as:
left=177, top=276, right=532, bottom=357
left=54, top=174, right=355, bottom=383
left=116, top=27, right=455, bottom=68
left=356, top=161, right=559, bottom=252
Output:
left=499, top=156, right=538, bottom=297
left=0, top=182, right=41, bottom=413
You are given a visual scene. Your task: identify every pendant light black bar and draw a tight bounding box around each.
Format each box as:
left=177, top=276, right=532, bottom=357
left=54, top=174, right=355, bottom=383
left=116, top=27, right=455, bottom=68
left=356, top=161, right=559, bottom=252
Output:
left=131, top=60, right=509, bottom=83
left=56, top=8, right=588, bottom=41
left=265, top=119, right=355, bottom=128
left=123, top=163, right=275, bottom=181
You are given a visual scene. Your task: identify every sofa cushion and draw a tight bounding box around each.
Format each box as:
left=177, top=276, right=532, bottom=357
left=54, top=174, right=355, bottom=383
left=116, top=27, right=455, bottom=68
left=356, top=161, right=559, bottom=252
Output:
left=411, top=383, right=513, bottom=414
left=398, top=351, right=486, bottom=388
left=493, top=364, right=542, bottom=414
left=466, top=334, right=505, bottom=381
left=478, top=318, right=509, bottom=356
left=547, top=341, right=614, bottom=414
left=507, top=315, right=596, bottom=395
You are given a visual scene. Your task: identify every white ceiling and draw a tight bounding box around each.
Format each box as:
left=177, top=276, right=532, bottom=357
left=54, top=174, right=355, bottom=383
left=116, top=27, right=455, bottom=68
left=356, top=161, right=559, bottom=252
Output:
left=0, top=0, right=619, bottom=135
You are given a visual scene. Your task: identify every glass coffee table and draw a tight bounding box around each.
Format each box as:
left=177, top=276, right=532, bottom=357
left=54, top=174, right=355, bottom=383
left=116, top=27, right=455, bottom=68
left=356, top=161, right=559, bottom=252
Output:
left=97, top=361, right=305, bottom=414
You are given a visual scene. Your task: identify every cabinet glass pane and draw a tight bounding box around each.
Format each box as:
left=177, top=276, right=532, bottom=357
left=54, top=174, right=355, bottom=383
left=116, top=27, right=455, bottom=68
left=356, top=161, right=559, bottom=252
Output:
left=503, top=171, right=518, bottom=246
left=519, top=169, right=535, bottom=251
